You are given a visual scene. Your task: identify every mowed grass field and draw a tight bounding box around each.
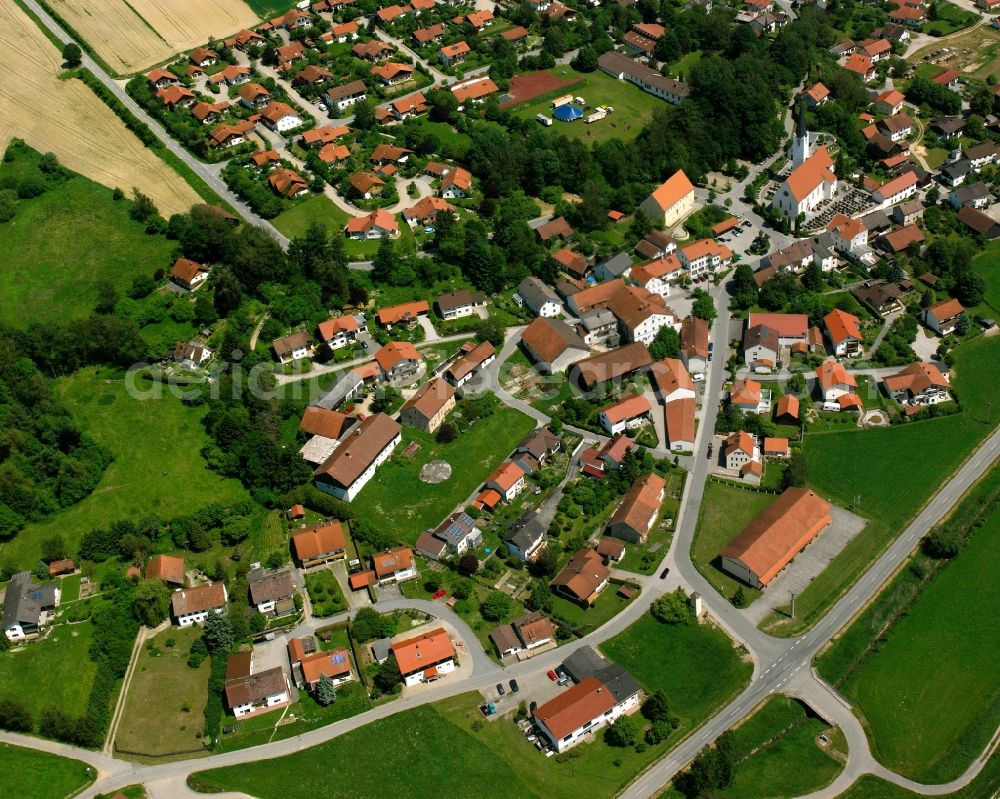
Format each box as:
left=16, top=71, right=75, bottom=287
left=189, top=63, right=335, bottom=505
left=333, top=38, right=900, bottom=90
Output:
left=836, top=751, right=1000, bottom=799
left=115, top=626, right=211, bottom=758
left=0, top=166, right=175, bottom=327
left=195, top=690, right=668, bottom=799
left=660, top=697, right=844, bottom=799
left=0, top=2, right=200, bottom=215
left=351, top=407, right=536, bottom=543
left=2, top=744, right=94, bottom=799
left=510, top=66, right=665, bottom=143
left=0, top=621, right=98, bottom=725
left=691, top=480, right=773, bottom=604
left=836, top=504, right=1000, bottom=782
left=763, top=334, right=1000, bottom=634
left=45, top=0, right=257, bottom=73
left=600, top=613, right=752, bottom=727
left=5, top=367, right=248, bottom=568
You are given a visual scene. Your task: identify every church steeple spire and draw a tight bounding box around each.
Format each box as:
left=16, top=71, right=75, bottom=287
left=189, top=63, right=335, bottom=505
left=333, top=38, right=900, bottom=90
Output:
left=791, top=100, right=810, bottom=166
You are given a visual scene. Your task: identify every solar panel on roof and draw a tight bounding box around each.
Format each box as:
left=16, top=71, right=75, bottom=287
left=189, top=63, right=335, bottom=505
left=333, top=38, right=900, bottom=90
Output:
left=331, top=653, right=346, bottom=664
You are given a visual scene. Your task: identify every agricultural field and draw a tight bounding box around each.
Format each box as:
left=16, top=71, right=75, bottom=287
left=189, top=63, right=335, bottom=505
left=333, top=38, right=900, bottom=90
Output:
left=659, top=697, right=845, bottom=799
left=0, top=146, right=176, bottom=327
left=350, top=407, right=536, bottom=543
left=0, top=2, right=200, bottom=215
left=2, top=744, right=94, bottom=799
left=831, top=500, right=1000, bottom=782
left=764, top=333, right=1000, bottom=635
left=690, top=480, right=773, bottom=604
left=5, top=367, right=249, bottom=569
left=600, top=612, right=753, bottom=728
left=45, top=0, right=257, bottom=74
left=0, top=621, right=99, bottom=726
left=114, top=626, right=211, bottom=758
left=509, top=66, right=665, bottom=143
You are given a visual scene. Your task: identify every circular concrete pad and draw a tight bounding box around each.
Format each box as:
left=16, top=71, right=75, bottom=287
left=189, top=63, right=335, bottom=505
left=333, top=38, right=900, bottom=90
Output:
left=420, top=460, right=452, bottom=484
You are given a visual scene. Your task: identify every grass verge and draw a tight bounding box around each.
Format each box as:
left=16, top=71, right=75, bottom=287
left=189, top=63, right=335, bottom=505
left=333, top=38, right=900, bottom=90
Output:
left=1, top=743, right=95, bottom=799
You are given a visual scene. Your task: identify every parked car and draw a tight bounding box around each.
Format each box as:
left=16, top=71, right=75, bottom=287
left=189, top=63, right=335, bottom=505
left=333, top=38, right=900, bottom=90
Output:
left=509, top=679, right=519, bottom=693
left=529, top=701, right=538, bottom=714
left=660, top=567, right=670, bottom=579
left=496, top=683, right=505, bottom=696
left=547, top=670, right=558, bottom=681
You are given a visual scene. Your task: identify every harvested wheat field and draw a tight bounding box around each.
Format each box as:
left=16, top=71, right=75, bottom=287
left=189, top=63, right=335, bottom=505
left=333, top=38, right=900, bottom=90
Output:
left=0, top=2, right=199, bottom=216
left=47, top=0, right=258, bottom=73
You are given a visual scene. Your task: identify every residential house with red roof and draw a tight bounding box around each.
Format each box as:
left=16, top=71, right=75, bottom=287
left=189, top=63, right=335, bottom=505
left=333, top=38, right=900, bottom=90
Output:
left=606, top=473, right=665, bottom=543
left=391, top=628, right=455, bottom=686
left=882, top=362, right=951, bottom=406
left=374, top=340, right=422, bottom=382
left=373, top=547, right=417, bottom=586
left=171, top=583, right=228, bottom=627
left=170, top=257, right=209, bottom=291
left=824, top=308, right=863, bottom=357
left=317, top=315, right=360, bottom=350
left=399, top=377, right=455, bottom=433
left=550, top=548, right=610, bottom=606
left=345, top=209, right=399, bottom=240
left=921, top=298, right=965, bottom=335
left=291, top=520, right=348, bottom=566
left=599, top=395, right=652, bottom=436
left=816, top=359, right=861, bottom=410
left=485, top=461, right=526, bottom=502
left=533, top=668, right=641, bottom=752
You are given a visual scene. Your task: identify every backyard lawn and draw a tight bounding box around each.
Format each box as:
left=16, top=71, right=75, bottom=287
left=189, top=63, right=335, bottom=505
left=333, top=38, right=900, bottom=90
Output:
left=351, top=407, right=536, bottom=543
left=832, top=500, right=1000, bottom=783
left=923, top=1, right=979, bottom=36
left=510, top=66, right=666, bottom=143
left=600, top=612, right=752, bottom=727
left=691, top=480, right=773, bottom=604
left=0, top=165, right=175, bottom=328
left=5, top=368, right=249, bottom=568
left=114, top=626, right=211, bottom=758
left=763, top=334, right=1000, bottom=635
left=194, top=690, right=667, bottom=799
left=0, top=621, right=98, bottom=728
left=305, top=569, right=348, bottom=617
left=272, top=194, right=416, bottom=258
left=660, top=697, right=844, bottom=799
left=2, top=744, right=94, bottom=799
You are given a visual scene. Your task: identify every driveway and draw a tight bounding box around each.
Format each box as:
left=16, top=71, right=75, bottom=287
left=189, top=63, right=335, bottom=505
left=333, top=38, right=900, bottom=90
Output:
left=912, top=326, right=941, bottom=361
left=331, top=560, right=371, bottom=611
left=742, top=504, right=869, bottom=624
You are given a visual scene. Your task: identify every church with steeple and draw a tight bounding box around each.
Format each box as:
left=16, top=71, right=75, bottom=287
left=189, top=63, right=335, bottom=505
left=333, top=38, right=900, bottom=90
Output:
left=771, top=100, right=837, bottom=224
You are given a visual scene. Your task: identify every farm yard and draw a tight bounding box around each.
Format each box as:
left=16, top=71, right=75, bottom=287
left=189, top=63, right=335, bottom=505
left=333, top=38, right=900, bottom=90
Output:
left=45, top=0, right=258, bottom=73
left=508, top=66, right=665, bottom=143
left=0, top=1, right=200, bottom=215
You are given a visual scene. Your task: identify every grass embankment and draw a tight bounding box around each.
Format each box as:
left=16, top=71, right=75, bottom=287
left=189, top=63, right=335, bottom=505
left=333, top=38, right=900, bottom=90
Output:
left=817, top=466, right=1000, bottom=783
left=690, top=480, right=772, bottom=604
left=6, top=368, right=248, bottom=566
left=659, top=697, right=845, bottom=799
left=351, top=407, right=536, bottom=543
left=835, top=751, right=1000, bottom=799
left=1, top=744, right=94, bottom=799
left=0, top=167, right=175, bottom=327
left=763, top=334, right=1000, bottom=635
left=114, top=626, right=211, bottom=758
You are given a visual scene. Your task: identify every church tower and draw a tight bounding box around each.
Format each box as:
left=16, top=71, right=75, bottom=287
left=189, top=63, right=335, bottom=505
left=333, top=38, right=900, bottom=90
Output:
left=791, top=102, right=810, bottom=167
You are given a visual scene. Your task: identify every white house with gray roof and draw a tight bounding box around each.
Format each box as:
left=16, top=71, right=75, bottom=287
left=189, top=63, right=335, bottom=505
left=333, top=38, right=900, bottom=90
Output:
left=516, top=276, right=563, bottom=317
left=3, top=572, right=60, bottom=641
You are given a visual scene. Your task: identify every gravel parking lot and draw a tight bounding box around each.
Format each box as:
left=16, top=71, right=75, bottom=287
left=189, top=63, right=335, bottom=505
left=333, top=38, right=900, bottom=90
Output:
left=743, top=504, right=868, bottom=623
